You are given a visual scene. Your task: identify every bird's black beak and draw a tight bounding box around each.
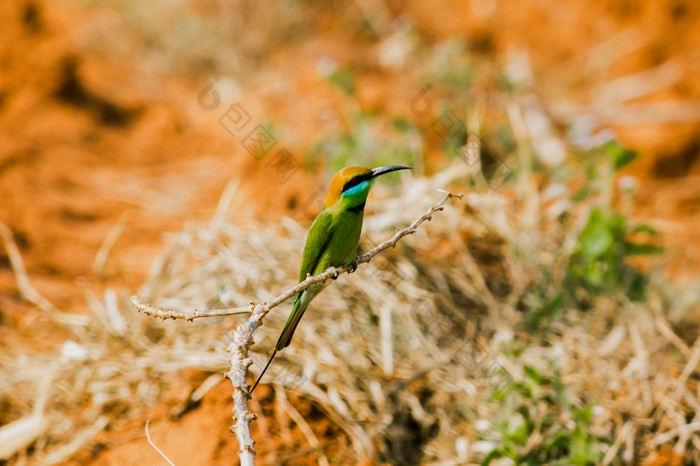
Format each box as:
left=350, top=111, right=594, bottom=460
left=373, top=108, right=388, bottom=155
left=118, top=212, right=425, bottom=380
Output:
left=370, top=165, right=412, bottom=179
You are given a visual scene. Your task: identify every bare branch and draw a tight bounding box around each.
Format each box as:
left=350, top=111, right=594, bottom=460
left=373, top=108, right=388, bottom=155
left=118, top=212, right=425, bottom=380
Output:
left=130, top=297, right=253, bottom=321
left=227, top=303, right=265, bottom=466
left=132, top=191, right=462, bottom=466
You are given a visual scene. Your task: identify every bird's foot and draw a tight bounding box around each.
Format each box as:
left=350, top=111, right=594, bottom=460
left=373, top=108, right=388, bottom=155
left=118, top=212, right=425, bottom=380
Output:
left=330, top=267, right=340, bottom=280
left=347, top=259, right=358, bottom=274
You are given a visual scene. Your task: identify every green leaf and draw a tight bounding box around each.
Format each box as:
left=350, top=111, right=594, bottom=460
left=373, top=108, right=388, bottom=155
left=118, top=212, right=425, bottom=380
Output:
left=524, top=293, right=564, bottom=330
left=630, top=223, right=657, bottom=235
left=523, top=365, right=545, bottom=385
left=578, top=209, right=614, bottom=258
left=573, top=406, right=593, bottom=424
left=325, top=66, right=356, bottom=96
left=482, top=449, right=503, bottom=465
left=545, top=429, right=571, bottom=455
left=624, top=241, right=663, bottom=256
left=604, top=139, right=638, bottom=170
left=392, top=117, right=412, bottom=133
left=506, top=419, right=530, bottom=445
left=571, top=185, right=591, bottom=203
left=607, top=214, right=628, bottom=237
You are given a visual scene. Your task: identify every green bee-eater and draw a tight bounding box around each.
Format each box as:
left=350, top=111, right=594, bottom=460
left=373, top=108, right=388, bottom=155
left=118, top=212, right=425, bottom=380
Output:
left=251, top=165, right=411, bottom=393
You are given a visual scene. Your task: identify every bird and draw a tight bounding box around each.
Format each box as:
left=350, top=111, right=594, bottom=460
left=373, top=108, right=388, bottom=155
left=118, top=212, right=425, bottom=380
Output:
left=250, top=165, right=411, bottom=393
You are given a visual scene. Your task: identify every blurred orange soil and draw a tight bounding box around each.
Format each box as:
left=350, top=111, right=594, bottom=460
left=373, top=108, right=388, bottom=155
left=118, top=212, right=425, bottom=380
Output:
left=1, top=0, right=699, bottom=464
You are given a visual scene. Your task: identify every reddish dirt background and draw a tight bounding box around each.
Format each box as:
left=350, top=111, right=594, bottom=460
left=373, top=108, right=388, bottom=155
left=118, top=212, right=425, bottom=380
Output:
left=1, top=0, right=698, bottom=464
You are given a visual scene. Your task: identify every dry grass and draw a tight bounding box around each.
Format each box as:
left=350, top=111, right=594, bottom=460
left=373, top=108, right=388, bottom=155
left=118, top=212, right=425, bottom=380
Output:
left=1, top=124, right=699, bottom=463
left=2, top=1, right=699, bottom=464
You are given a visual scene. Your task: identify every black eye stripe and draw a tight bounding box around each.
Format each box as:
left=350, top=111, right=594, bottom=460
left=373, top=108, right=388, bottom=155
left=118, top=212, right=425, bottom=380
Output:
left=342, top=174, right=372, bottom=193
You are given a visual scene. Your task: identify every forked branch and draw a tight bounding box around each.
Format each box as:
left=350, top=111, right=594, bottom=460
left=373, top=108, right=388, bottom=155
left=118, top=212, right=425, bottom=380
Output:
left=131, top=190, right=461, bottom=466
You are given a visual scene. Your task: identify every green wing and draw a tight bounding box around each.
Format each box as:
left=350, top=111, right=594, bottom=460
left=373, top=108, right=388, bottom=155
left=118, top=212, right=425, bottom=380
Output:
left=298, top=209, right=334, bottom=282
left=275, top=210, right=334, bottom=351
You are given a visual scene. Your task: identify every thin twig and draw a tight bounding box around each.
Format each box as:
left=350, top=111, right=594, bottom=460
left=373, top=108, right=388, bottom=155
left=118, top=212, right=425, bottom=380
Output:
left=93, top=211, right=132, bottom=276
left=601, top=421, right=634, bottom=466
left=145, top=420, right=175, bottom=466
left=0, top=221, right=89, bottom=331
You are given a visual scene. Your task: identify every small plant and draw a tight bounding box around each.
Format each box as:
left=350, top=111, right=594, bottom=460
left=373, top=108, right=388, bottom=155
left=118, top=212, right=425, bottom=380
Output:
left=523, top=138, right=660, bottom=327
left=482, top=363, right=609, bottom=465
left=566, top=139, right=661, bottom=302
left=566, top=207, right=661, bottom=301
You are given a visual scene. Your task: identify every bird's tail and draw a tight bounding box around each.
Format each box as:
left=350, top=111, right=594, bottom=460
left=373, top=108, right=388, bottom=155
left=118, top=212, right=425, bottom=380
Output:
left=250, top=282, right=325, bottom=393
left=275, top=292, right=308, bottom=350
left=250, top=293, right=306, bottom=394
left=250, top=347, right=277, bottom=394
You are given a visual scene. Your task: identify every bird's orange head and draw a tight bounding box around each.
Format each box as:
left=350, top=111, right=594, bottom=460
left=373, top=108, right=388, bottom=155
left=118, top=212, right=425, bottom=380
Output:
left=324, top=165, right=411, bottom=208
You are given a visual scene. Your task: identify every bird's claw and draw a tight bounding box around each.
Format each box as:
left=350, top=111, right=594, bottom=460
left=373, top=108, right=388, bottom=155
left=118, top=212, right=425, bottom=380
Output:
left=347, top=259, right=358, bottom=274
left=331, top=267, right=340, bottom=280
